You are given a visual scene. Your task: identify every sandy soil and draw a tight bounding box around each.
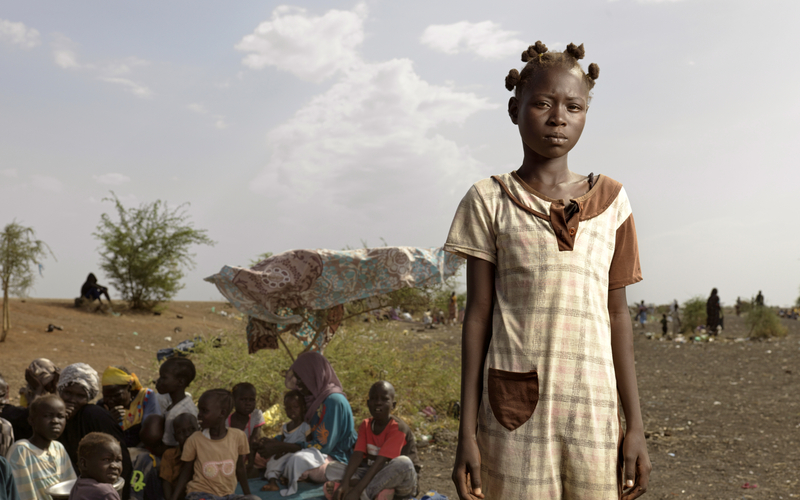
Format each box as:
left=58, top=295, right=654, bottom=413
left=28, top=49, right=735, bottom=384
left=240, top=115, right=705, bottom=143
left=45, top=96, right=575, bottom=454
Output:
left=1, top=299, right=799, bottom=499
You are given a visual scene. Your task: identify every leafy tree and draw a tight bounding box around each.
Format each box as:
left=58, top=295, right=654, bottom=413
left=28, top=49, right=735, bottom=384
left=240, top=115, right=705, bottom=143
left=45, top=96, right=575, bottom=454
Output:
left=93, top=193, right=215, bottom=310
left=0, top=221, right=55, bottom=341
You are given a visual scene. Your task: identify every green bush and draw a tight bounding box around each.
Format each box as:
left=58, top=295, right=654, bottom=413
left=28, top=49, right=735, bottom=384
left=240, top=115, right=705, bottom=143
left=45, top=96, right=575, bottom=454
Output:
left=745, top=306, right=787, bottom=339
left=178, top=319, right=460, bottom=437
left=681, top=296, right=706, bottom=333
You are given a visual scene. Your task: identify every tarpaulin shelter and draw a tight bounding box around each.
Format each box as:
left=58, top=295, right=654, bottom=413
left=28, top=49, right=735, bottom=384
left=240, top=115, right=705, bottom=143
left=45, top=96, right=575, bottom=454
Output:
left=205, top=246, right=462, bottom=355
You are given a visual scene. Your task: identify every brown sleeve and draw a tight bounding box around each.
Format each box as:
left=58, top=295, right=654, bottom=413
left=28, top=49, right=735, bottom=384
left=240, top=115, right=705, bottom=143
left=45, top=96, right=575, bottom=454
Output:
left=608, top=213, right=642, bottom=290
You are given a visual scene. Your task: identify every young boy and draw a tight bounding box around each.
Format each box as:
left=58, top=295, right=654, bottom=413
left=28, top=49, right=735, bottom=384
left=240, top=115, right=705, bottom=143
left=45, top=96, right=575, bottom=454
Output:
left=326, top=381, right=418, bottom=500
left=69, top=432, right=123, bottom=500
left=6, top=394, right=76, bottom=500
left=155, top=357, right=198, bottom=449
left=169, top=389, right=258, bottom=500
left=160, top=413, right=200, bottom=500
left=260, top=390, right=310, bottom=492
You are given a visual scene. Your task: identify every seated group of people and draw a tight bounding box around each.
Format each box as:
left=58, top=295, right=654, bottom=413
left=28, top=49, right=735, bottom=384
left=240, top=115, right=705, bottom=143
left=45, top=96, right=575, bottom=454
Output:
left=0, top=352, right=419, bottom=500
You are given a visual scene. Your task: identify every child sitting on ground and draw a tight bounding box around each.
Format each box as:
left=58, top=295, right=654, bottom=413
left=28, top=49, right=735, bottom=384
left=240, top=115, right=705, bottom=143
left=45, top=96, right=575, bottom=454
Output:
left=260, top=390, right=310, bottom=493
left=160, top=413, right=200, bottom=500
left=6, top=394, right=76, bottom=500
left=227, top=383, right=265, bottom=472
left=169, top=389, right=258, bottom=500
left=69, top=432, right=123, bottom=500
left=155, top=357, right=198, bottom=450
left=325, top=381, right=418, bottom=500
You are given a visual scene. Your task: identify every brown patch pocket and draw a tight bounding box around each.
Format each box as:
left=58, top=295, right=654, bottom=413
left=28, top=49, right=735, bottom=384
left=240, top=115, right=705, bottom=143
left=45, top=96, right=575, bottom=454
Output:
left=488, top=368, right=539, bottom=431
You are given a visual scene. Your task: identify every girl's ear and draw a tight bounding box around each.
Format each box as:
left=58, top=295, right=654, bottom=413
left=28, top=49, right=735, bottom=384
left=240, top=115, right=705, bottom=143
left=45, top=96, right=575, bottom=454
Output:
left=78, top=457, right=86, bottom=473
left=508, top=97, right=520, bottom=125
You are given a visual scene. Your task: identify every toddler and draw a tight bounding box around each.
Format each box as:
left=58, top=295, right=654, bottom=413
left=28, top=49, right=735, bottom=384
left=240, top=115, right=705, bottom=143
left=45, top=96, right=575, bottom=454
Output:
left=6, top=395, right=76, bottom=500
left=69, top=432, right=123, bottom=500
left=325, top=381, right=418, bottom=500
left=168, top=389, right=258, bottom=500
left=160, top=413, right=199, bottom=500
left=260, top=390, right=310, bottom=493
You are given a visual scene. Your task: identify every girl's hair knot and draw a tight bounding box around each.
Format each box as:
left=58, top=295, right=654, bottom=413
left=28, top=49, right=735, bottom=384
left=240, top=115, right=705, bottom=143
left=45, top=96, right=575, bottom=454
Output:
left=522, top=42, right=548, bottom=62
left=566, top=43, right=585, bottom=60
left=588, top=63, right=600, bottom=80
left=505, top=68, right=520, bottom=91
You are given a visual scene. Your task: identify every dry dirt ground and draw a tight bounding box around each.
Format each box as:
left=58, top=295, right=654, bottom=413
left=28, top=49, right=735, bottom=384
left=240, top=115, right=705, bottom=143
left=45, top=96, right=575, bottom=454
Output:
left=1, top=299, right=799, bottom=500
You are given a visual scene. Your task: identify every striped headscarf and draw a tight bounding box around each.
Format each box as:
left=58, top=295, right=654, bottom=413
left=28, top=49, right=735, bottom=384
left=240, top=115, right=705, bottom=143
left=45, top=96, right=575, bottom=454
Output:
left=57, top=363, right=100, bottom=400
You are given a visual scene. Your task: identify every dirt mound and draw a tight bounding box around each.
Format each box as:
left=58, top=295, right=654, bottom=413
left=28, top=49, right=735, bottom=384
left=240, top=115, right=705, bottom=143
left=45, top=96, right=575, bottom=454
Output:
left=0, top=298, right=236, bottom=399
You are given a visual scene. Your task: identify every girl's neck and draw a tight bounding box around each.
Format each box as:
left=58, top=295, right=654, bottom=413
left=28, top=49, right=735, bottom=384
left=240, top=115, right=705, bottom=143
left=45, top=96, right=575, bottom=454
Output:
left=29, top=433, right=50, bottom=451
left=167, top=390, right=186, bottom=408
left=288, top=417, right=304, bottom=430
left=205, top=423, right=227, bottom=440
left=517, top=156, right=573, bottom=186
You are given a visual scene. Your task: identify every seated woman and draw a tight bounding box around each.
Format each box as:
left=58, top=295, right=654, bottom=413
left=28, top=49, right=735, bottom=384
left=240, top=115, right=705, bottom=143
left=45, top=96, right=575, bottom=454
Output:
left=256, top=352, right=357, bottom=488
left=0, top=359, right=61, bottom=441
left=80, top=273, right=111, bottom=304
left=57, top=363, right=132, bottom=500
left=99, top=366, right=162, bottom=450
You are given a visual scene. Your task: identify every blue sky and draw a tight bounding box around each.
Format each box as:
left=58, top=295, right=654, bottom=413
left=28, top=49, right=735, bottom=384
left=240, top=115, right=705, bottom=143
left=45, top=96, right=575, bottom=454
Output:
left=2, top=0, right=799, bottom=307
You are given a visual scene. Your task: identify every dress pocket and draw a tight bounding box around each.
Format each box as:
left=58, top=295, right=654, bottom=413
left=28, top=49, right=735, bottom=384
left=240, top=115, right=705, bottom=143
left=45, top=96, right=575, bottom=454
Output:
left=487, top=368, right=539, bottom=431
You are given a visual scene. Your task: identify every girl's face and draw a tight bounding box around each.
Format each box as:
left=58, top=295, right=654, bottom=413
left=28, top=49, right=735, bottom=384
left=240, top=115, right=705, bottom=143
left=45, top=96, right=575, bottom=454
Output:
left=509, top=66, right=589, bottom=160
left=284, top=396, right=305, bottom=422
left=234, top=389, right=257, bottom=416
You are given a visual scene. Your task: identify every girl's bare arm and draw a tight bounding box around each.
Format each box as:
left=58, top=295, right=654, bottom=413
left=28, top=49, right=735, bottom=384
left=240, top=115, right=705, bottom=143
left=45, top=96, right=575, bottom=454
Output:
left=452, top=256, right=495, bottom=500
left=608, top=287, right=652, bottom=499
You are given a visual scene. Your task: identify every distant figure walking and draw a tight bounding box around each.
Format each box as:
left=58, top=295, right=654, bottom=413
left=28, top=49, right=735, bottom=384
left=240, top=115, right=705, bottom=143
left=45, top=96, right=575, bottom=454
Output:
left=670, top=299, right=681, bottom=336
left=755, top=290, right=764, bottom=307
left=735, top=297, right=741, bottom=316
left=706, top=288, right=721, bottom=335
left=448, top=292, right=457, bottom=325
left=637, top=300, right=647, bottom=328
left=80, top=273, right=111, bottom=304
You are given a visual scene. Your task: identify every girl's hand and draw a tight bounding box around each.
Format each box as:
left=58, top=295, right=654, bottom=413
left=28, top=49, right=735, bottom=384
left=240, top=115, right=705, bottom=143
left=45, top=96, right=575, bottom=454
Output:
left=621, top=429, right=651, bottom=499
left=452, top=436, right=484, bottom=500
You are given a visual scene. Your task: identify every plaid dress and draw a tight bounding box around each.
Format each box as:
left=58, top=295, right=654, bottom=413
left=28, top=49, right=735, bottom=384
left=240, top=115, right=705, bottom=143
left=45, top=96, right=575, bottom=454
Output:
left=444, top=172, right=642, bottom=499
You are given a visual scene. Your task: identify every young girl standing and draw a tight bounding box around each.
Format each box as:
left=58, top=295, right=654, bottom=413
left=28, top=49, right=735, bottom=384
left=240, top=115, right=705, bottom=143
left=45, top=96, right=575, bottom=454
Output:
left=446, top=42, right=651, bottom=499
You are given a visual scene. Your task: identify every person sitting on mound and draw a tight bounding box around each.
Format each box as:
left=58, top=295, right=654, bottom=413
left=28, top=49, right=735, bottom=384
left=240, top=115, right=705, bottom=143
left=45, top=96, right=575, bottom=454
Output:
left=80, top=273, right=111, bottom=304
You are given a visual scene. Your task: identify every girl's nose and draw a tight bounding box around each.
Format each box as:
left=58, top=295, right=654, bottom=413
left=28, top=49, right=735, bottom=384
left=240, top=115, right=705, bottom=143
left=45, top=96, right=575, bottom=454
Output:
left=547, top=106, right=567, bottom=126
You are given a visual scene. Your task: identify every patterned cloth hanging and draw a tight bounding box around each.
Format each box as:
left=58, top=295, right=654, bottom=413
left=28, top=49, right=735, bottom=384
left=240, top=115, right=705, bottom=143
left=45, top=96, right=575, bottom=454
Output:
left=205, top=247, right=462, bottom=353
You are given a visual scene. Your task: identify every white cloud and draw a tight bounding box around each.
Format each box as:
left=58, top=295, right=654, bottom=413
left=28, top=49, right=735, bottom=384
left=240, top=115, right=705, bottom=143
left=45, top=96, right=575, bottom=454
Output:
left=51, top=34, right=82, bottom=69
left=235, top=4, right=366, bottom=83
left=99, top=77, right=152, bottom=98
left=187, top=103, right=208, bottom=114
left=1, top=168, right=18, bottom=178
left=0, top=18, right=41, bottom=49
left=31, top=174, right=63, bottom=193
left=420, top=21, right=525, bottom=59
left=251, top=58, right=494, bottom=217
left=215, top=118, right=229, bottom=130
left=93, top=173, right=131, bottom=185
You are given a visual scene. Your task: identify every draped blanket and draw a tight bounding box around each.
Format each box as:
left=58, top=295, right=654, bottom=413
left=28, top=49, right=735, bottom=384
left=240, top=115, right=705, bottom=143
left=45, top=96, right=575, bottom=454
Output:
left=205, top=247, right=462, bottom=353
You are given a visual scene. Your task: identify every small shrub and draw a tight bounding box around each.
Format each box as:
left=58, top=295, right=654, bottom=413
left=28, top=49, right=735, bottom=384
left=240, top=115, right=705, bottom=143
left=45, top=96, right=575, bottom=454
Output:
left=745, top=306, right=787, bottom=339
left=681, top=296, right=706, bottom=333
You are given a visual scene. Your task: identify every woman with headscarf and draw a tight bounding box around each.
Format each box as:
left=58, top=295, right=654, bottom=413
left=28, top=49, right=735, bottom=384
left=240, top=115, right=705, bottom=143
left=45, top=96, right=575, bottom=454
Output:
left=19, top=358, right=60, bottom=408
left=99, top=366, right=162, bottom=449
left=256, top=352, right=357, bottom=490
left=57, top=363, right=132, bottom=500
left=80, top=273, right=111, bottom=303
left=707, top=288, right=721, bottom=335
left=0, top=359, right=61, bottom=441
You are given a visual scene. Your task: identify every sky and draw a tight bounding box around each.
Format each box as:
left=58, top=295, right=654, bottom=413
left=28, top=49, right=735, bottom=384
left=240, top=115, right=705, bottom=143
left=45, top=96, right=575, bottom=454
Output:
left=1, top=0, right=799, bottom=308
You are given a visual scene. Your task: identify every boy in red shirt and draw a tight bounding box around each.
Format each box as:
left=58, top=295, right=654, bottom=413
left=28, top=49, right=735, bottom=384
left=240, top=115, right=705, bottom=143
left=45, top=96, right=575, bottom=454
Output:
left=325, top=381, right=418, bottom=500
